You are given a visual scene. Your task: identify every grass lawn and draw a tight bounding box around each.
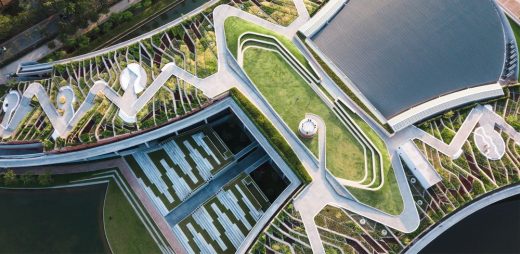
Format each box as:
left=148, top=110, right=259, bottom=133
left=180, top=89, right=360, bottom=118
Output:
left=338, top=103, right=403, bottom=214
left=104, top=181, right=161, bottom=254
left=238, top=36, right=403, bottom=214
left=242, top=48, right=366, bottom=180
left=224, top=16, right=315, bottom=73
left=509, top=17, right=520, bottom=45
left=227, top=15, right=403, bottom=214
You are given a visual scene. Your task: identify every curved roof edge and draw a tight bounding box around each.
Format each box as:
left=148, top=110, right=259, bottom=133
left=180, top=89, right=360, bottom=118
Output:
left=388, top=84, right=504, bottom=132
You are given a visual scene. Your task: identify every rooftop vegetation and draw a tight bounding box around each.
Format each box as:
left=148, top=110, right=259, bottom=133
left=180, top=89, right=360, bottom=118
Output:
left=225, top=17, right=403, bottom=214
left=230, top=88, right=312, bottom=183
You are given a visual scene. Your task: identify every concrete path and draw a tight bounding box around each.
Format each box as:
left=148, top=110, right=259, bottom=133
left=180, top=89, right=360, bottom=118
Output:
left=294, top=114, right=326, bottom=253
left=0, top=82, right=74, bottom=138
left=3, top=2, right=519, bottom=253
left=392, top=105, right=520, bottom=160
left=1, top=63, right=176, bottom=138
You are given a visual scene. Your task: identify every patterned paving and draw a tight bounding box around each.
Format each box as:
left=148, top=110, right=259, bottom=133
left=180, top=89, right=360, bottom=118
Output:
left=125, top=126, right=233, bottom=215
left=173, top=173, right=270, bottom=254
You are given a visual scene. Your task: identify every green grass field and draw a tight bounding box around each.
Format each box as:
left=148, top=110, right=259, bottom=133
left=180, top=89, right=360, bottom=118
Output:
left=224, top=16, right=315, bottom=73
left=509, top=17, right=520, bottom=45
left=104, top=181, right=161, bottom=254
left=243, top=48, right=367, bottom=181
left=230, top=18, right=403, bottom=214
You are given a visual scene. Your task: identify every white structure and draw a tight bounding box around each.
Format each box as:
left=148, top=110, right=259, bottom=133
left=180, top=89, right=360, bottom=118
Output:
left=118, top=63, right=148, bottom=123
left=387, top=84, right=505, bottom=132
left=474, top=125, right=506, bottom=160
left=398, top=142, right=442, bottom=189
left=298, top=118, right=318, bottom=138
left=120, top=63, right=147, bottom=94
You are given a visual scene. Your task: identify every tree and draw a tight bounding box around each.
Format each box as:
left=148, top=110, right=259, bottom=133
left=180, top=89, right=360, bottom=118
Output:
left=37, top=171, right=53, bottom=186
left=77, top=35, right=90, bottom=49
left=20, top=172, right=34, bottom=185
left=3, top=169, right=17, bottom=185
left=101, top=20, right=113, bottom=34
left=64, top=36, right=77, bottom=48
left=0, top=15, right=13, bottom=39
left=120, top=11, right=133, bottom=22
left=443, top=110, right=454, bottom=119
left=47, top=40, right=56, bottom=49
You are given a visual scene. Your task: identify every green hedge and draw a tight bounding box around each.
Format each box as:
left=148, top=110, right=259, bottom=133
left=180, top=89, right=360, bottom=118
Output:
left=229, top=88, right=312, bottom=184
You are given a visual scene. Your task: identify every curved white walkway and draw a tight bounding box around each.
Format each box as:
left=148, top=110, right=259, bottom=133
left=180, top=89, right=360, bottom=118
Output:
left=1, top=63, right=177, bottom=139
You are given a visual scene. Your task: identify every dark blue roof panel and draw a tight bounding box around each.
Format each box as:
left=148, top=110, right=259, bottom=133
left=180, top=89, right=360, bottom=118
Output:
left=312, top=0, right=506, bottom=118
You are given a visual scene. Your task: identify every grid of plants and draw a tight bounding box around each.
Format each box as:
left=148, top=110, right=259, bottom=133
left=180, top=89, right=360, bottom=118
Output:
left=250, top=201, right=313, bottom=254
left=125, top=126, right=233, bottom=214
left=0, top=0, right=300, bottom=151
left=173, top=173, right=271, bottom=254
left=0, top=38, right=209, bottom=151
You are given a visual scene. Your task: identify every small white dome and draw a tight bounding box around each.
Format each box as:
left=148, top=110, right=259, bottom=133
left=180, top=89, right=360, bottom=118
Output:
left=2, top=91, right=20, bottom=112
left=298, top=118, right=318, bottom=138
left=120, top=63, right=147, bottom=94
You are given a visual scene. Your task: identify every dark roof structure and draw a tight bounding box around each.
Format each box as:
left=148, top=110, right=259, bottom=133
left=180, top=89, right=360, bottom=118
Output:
left=311, top=0, right=507, bottom=119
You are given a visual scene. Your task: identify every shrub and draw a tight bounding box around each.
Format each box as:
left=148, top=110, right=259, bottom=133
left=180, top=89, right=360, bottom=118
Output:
left=506, top=115, right=520, bottom=132
left=20, top=172, right=34, bottom=185
left=230, top=88, right=312, bottom=183
left=37, top=172, right=53, bottom=186
left=142, top=0, right=152, bottom=8
left=101, top=20, right=113, bottom=34
left=48, top=41, right=56, bottom=49
left=3, top=169, right=17, bottom=185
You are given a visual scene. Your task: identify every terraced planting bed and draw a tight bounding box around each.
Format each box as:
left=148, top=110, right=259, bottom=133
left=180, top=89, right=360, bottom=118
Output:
left=0, top=0, right=302, bottom=151
left=225, top=17, right=403, bottom=215
left=249, top=201, right=312, bottom=253
left=173, top=173, right=271, bottom=254
left=125, top=126, right=233, bottom=214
